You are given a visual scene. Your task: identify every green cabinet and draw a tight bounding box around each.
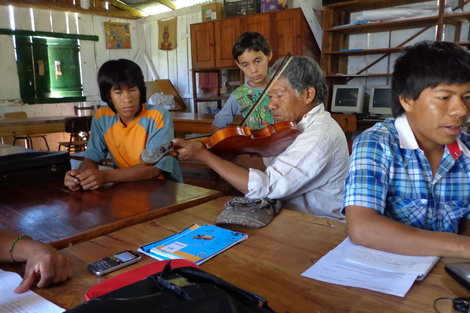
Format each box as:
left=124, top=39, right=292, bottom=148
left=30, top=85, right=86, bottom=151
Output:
left=15, top=36, right=84, bottom=104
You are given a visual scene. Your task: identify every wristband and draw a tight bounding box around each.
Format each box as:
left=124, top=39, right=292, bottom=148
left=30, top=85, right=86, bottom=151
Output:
left=9, top=234, right=33, bottom=263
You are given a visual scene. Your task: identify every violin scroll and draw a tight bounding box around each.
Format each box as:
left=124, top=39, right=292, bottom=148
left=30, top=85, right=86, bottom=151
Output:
left=140, top=141, right=176, bottom=165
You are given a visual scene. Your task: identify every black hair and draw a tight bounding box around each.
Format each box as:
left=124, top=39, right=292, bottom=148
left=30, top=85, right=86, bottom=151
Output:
left=98, top=59, right=147, bottom=113
left=232, top=32, right=272, bottom=62
left=391, top=40, right=470, bottom=117
left=268, top=56, right=327, bottom=105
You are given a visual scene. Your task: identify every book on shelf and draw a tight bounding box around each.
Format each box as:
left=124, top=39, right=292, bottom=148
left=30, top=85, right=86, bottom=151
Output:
left=138, top=224, right=248, bottom=265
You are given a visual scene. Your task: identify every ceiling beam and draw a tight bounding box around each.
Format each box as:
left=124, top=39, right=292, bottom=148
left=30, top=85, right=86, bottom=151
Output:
left=0, top=0, right=144, bottom=19
left=149, top=0, right=178, bottom=10
left=106, top=0, right=148, bottom=17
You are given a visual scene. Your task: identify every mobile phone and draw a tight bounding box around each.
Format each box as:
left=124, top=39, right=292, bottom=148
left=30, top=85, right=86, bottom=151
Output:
left=88, top=250, right=141, bottom=276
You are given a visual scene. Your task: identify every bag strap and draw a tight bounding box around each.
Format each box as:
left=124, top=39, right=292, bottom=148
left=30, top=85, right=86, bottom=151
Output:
left=174, top=267, right=276, bottom=312
left=150, top=262, right=204, bottom=300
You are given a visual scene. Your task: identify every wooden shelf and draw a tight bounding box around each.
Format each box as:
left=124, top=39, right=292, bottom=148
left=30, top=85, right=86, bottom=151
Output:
left=321, top=0, right=468, bottom=110
left=324, top=47, right=405, bottom=56
left=326, top=73, right=392, bottom=78
left=191, top=68, right=244, bottom=113
left=326, top=12, right=470, bottom=35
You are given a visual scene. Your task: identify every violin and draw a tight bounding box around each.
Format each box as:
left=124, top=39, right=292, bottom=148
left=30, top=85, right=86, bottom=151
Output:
left=140, top=121, right=300, bottom=165
left=204, top=121, right=299, bottom=157
left=141, top=54, right=297, bottom=164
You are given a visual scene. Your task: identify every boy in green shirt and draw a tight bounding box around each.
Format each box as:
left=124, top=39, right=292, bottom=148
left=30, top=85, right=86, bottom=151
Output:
left=211, top=32, right=274, bottom=133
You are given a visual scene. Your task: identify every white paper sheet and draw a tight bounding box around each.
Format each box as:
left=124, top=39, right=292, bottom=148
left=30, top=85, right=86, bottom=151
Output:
left=302, top=238, right=439, bottom=297
left=0, top=270, right=64, bottom=313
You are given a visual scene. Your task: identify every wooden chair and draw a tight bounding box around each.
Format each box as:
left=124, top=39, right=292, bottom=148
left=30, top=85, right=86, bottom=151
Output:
left=5, top=112, right=50, bottom=150
left=74, top=104, right=96, bottom=116
left=69, top=151, right=114, bottom=168
left=58, top=116, right=92, bottom=152
left=331, top=113, right=358, bottom=154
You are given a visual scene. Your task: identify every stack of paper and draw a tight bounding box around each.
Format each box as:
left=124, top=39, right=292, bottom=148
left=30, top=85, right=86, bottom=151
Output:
left=302, top=237, right=440, bottom=297
left=0, top=270, right=64, bottom=313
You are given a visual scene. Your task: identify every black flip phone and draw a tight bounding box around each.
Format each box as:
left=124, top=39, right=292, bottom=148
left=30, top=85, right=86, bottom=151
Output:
left=88, top=250, right=141, bottom=276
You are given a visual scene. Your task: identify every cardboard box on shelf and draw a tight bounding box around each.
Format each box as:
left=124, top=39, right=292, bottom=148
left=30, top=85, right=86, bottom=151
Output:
left=260, top=0, right=288, bottom=13
left=201, top=3, right=224, bottom=21
left=224, top=0, right=260, bottom=18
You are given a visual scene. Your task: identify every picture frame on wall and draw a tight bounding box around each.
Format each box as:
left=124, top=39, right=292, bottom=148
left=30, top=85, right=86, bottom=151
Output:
left=104, top=22, right=131, bottom=49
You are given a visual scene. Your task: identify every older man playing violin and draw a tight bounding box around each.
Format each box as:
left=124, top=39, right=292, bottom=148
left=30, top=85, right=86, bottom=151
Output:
left=173, top=56, right=349, bottom=220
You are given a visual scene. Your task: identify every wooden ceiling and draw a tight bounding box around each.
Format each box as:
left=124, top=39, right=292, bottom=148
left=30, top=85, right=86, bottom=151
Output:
left=0, top=0, right=177, bottom=19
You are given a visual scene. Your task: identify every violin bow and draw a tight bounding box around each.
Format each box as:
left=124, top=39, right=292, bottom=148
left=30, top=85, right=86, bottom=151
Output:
left=239, top=52, right=294, bottom=127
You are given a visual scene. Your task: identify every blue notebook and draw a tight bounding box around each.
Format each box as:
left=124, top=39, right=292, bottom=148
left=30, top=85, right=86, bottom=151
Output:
left=138, top=224, right=248, bottom=265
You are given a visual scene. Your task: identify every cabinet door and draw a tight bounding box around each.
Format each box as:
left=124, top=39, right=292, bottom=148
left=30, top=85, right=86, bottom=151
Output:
left=191, top=22, right=215, bottom=68
left=241, top=14, right=271, bottom=42
left=214, top=18, right=240, bottom=68
left=270, top=9, right=303, bottom=60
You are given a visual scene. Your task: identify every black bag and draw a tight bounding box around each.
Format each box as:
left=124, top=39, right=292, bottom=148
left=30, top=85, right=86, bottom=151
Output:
left=66, top=261, right=277, bottom=313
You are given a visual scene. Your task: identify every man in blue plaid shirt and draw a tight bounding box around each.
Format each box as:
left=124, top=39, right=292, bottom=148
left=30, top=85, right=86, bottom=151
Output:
left=343, top=40, right=470, bottom=259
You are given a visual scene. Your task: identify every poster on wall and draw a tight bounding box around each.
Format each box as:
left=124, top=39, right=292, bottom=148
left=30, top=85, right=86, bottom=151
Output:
left=158, top=18, right=177, bottom=51
left=104, top=22, right=131, bottom=49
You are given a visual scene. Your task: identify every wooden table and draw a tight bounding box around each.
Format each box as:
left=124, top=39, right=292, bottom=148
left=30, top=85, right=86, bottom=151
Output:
left=0, top=113, right=242, bottom=138
left=0, top=143, right=30, bottom=155
left=4, top=196, right=466, bottom=313
left=0, top=180, right=222, bottom=249
left=0, top=116, right=68, bottom=137
left=171, top=112, right=242, bottom=134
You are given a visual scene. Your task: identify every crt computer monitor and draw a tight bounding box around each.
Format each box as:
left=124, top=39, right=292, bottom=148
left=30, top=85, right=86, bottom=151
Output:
left=330, top=85, right=364, bottom=114
left=368, top=86, right=392, bottom=117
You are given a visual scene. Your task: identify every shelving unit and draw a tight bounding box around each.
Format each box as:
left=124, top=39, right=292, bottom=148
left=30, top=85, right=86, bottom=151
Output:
left=321, top=0, right=470, bottom=109
left=191, top=68, right=244, bottom=113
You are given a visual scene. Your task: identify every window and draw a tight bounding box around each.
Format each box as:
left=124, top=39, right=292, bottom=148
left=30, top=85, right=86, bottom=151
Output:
left=15, top=36, right=85, bottom=104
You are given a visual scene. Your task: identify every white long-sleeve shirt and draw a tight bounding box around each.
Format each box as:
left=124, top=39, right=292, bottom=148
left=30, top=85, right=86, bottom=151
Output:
left=246, top=104, right=350, bottom=221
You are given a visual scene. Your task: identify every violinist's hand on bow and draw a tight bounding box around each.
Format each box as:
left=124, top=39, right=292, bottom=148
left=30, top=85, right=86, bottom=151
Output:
left=172, top=138, right=211, bottom=163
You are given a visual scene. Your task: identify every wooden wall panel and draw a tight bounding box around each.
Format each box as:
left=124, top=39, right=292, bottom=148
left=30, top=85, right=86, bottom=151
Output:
left=68, top=12, right=79, bottom=34
left=0, top=35, right=19, bottom=100
left=176, top=14, right=192, bottom=97
left=50, top=9, right=67, bottom=33
left=34, top=8, right=53, bottom=32
left=0, top=5, right=10, bottom=28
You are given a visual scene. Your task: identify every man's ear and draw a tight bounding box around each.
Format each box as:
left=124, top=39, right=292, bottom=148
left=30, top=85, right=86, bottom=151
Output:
left=399, top=95, right=414, bottom=112
left=304, top=87, right=316, bottom=105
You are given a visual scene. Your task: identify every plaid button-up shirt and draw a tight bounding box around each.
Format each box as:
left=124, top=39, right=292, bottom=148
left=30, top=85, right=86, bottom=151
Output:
left=343, top=115, right=470, bottom=232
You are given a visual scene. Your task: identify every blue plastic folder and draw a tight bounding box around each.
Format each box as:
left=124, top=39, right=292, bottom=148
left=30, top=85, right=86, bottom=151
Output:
left=138, top=224, right=248, bottom=265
